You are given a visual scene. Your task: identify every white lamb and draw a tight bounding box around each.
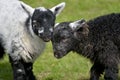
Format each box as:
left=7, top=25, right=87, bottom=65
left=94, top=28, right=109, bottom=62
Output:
left=0, top=0, right=65, bottom=80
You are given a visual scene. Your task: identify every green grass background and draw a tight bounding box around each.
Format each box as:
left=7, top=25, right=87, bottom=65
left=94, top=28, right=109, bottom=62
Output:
left=0, top=0, right=120, bottom=80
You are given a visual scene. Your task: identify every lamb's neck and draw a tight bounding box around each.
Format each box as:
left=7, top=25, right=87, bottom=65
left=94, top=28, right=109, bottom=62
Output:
left=20, top=17, right=46, bottom=62
left=73, top=34, right=94, bottom=58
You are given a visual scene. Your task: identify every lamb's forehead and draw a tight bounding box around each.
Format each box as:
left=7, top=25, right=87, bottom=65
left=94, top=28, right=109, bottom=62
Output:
left=55, top=22, right=71, bottom=29
left=54, top=22, right=72, bottom=35
left=32, top=7, right=55, bottom=21
left=36, top=7, right=47, bottom=11
left=35, top=7, right=54, bottom=15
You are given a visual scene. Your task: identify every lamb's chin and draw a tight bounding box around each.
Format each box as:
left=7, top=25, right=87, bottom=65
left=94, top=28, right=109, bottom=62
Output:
left=54, top=54, right=63, bottom=59
left=54, top=52, right=67, bottom=59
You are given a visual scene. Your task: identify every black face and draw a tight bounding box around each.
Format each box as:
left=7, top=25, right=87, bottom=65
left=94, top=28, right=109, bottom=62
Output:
left=52, top=22, right=75, bottom=58
left=52, top=20, right=88, bottom=59
left=32, top=9, right=55, bottom=42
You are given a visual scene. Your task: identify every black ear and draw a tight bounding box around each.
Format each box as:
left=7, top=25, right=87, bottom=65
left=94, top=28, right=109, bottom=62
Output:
left=80, top=22, right=89, bottom=36
left=69, top=19, right=89, bottom=36
left=50, top=2, right=66, bottom=16
left=20, top=1, right=34, bottom=16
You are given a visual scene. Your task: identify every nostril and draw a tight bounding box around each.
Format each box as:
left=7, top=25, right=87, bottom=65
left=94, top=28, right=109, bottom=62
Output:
left=45, top=36, right=51, bottom=40
left=54, top=54, right=59, bottom=58
left=44, top=37, right=51, bottom=42
left=54, top=52, right=59, bottom=58
left=47, top=36, right=51, bottom=40
left=54, top=51, right=63, bottom=59
left=46, top=38, right=50, bottom=42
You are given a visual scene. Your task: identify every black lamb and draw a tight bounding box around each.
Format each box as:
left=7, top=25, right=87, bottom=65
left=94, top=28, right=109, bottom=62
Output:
left=51, top=13, right=120, bottom=80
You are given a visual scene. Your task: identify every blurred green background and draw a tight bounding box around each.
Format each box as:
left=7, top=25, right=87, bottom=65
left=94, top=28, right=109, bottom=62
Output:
left=0, top=0, right=120, bottom=80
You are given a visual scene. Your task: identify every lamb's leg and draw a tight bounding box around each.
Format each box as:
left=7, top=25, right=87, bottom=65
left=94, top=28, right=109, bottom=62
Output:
left=90, top=63, right=104, bottom=80
left=9, top=56, right=26, bottom=80
left=0, top=43, right=5, bottom=59
left=9, top=56, right=36, bottom=80
left=102, top=41, right=118, bottom=80
left=104, top=64, right=118, bottom=80
left=23, top=62, right=36, bottom=80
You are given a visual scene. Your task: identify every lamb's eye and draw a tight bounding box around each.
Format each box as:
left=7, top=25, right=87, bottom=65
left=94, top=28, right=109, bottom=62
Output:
left=32, top=20, right=40, bottom=27
left=33, top=23, right=37, bottom=27
left=62, top=38, right=68, bottom=43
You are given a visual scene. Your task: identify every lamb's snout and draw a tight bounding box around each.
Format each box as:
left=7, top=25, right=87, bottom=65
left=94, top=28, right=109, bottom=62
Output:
left=54, top=51, right=61, bottom=59
left=42, top=36, right=51, bottom=42
left=54, top=50, right=67, bottom=59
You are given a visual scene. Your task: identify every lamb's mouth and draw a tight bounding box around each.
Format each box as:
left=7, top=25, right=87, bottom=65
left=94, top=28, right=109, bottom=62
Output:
left=38, top=36, right=51, bottom=42
left=54, top=51, right=67, bottom=59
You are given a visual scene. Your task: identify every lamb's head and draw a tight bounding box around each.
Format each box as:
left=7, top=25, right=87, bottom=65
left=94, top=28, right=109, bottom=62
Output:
left=21, top=2, right=65, bottom=42
left=52, top=19, right=89, bottom=59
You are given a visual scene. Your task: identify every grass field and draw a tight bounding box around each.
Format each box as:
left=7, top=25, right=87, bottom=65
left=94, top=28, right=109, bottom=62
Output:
left=0, top=0, right=120, bottom=80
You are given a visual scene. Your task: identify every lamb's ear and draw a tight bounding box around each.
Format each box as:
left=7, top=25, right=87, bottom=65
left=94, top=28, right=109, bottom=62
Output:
left=20, top=1, right=34, bottom=16
left=50, top=2, right=66, bottom=16
left=54, top=23, right=60, bottom=28
left=69, top=19, right=89, bottom=36
left=69, top=19, right=86, bottom=31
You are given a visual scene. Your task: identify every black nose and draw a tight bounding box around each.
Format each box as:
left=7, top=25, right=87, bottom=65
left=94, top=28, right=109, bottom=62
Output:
left=44, top=36, right=51, bottom=42
left=39, top=34, right=51, bottom=42
left=43, top=38, right=51, bottom=42
left=54, top=54, right=59, bottom=58
left=54, top=51, right=63, bottom=59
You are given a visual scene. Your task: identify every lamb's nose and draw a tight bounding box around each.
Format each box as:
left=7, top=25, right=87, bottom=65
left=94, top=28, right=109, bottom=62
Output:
left=44, top=38, right=50, bottom=42
left=54, top=51, right=61, bottom=59
left=43, top=36, right=51, bottom=42
left=54, top=51, right=58, bottom=58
